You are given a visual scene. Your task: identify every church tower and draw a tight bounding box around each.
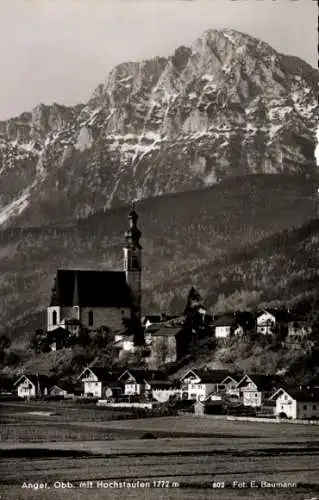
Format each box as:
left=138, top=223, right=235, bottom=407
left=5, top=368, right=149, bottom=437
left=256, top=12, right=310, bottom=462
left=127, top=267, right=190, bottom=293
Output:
left=47, top=278, right=60, bottom=331
left=123, top=203, right=142, bottom=324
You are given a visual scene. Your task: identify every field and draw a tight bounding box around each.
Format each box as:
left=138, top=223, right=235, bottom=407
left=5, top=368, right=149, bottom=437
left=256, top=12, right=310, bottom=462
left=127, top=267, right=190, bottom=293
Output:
left=1, top=402, right=319, bottom=500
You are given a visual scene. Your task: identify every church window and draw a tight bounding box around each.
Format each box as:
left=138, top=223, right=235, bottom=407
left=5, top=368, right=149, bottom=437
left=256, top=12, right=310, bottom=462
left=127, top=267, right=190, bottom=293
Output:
left=88, top=310, right=94, bottom=327
left=52, top=310, right=57, bottom=326
left=132, top=255, right=139, bottom=269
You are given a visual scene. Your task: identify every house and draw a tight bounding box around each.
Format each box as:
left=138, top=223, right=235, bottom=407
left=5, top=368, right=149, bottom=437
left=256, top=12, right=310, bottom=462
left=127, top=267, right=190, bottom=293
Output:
left=149, top=380, right=181, bottom=403
left=143, top=315, right=163, bottom=330
left=270, top=388, right=319, bottom=420
left=47, top=204, right=143, bottom=333
left=256, top=309, right=289, bottom=336
left=220, top=374, right=241, bottom=393
left=212, top=316, right=244, bottom=338
left=146, top=327, right=182, bottom=368
left=113, top=333, right=136, bottom=361
left=78, top=367, right=120, bottom=399
left=14, top=374, right=50, bottom=399
left=49, top=384, right=70, bottom=398
left=179, top=369, right=233, bottom=400
left=117, top=370, right=166, bottom=397
left=46, top=326, right=70, bottom=351
left=235, top=374, right=281, bottom=407
left=287, top=319, right=311, bottom=338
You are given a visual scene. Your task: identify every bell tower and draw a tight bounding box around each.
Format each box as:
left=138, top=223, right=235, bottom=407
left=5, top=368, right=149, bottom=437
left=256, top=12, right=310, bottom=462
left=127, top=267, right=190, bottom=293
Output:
left=123, top=202, right=142, bottom=324
left=47, top=277, right=60, bottom=331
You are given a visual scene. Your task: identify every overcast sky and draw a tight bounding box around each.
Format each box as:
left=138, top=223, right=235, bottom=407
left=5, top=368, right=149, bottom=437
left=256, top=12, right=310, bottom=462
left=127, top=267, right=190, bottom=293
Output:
left=0, top=0, right=316, bottom=120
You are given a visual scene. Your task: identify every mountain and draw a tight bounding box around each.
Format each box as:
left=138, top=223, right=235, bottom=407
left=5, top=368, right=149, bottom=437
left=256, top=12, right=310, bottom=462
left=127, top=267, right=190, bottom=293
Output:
left=0, top=174, right=317, bottom=341
left=0, top=29, right=318, bottom=228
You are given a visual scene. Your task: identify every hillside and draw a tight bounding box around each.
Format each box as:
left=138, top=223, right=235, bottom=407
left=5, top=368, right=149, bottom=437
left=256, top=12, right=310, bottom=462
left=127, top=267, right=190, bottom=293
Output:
left=0, top=29, right=318, bottom=228
left=0, top=173, right=317, bottom=341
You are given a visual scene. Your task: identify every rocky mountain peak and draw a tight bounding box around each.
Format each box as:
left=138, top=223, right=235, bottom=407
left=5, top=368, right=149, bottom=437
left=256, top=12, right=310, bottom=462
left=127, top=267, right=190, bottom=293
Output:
left=0, top=28, right=318, bottom=228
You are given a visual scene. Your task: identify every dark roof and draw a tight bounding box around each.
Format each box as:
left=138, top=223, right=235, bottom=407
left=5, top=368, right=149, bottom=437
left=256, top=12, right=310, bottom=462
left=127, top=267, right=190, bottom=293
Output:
left=14, top=374, right=50, bottom=388
left=277, top=388, right=319, bottom=402
left=221, top=374, right=241, bottom=384
left=80, top=367, right=118, bottom=383
left=143, top=315, right=162, bottom=324
left=306, top=374, right=319, bottom=388
left=52, top=269, right=131, bottom=308
left=212, top=315, right=237, bottom=327
left=197, top=369, right=233, bottom=383
left=182, top=369, right=232, bottom=384
left=151, top=327, right=182, bottom=337
left=118, top=370, right=167, bottom=384
left=145, top=324, right=162, bottom=333
left=237, top=374, right=281, bottom=391
left=149, top=380, right=177, bottom=389
left=257, top=309, right=290, bottom=322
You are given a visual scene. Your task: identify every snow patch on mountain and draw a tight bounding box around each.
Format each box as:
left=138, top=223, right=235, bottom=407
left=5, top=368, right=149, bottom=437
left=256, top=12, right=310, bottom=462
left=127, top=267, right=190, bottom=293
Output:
left=0, top=28, right=317, bottom=228
left=0, top=188, right=30, bottom=225
left=75, top=126, right=93, bottom=152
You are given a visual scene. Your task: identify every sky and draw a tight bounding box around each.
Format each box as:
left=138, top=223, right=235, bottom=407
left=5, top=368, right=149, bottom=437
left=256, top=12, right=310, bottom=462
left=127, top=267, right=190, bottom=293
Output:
left=0, top=0, right=317, bottom=120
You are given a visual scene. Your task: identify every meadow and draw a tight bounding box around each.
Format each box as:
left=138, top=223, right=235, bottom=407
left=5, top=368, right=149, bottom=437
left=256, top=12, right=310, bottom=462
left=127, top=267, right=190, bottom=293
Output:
left=1, top=403, right=319, bottom=499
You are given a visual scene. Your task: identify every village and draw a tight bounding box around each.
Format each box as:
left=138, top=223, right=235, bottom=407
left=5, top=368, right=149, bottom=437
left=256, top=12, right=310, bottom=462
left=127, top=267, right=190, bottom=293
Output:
left=2, top=205, right=319, bottom=423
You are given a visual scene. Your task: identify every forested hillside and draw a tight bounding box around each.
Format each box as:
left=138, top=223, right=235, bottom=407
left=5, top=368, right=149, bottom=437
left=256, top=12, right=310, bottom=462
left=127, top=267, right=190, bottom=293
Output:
left=0, top=173, right=317, bottom=341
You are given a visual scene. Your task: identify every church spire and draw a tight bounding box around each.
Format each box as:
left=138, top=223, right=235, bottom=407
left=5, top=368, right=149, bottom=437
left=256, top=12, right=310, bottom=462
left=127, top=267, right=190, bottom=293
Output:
left=49, top=277, right=58, bottom=306
left=72, top=272, right=79, bottom=306
left=125, top=201, right=142, bottom=248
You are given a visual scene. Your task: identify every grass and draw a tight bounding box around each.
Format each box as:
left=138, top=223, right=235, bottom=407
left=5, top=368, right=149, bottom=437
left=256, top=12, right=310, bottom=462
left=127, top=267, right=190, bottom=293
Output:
left=1, top=405, right=318, bottom=499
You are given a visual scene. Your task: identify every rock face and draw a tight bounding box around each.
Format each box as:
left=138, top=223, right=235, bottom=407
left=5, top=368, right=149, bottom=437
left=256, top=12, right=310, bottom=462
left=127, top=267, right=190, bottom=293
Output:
left=0, top=28, right=318, bottom=228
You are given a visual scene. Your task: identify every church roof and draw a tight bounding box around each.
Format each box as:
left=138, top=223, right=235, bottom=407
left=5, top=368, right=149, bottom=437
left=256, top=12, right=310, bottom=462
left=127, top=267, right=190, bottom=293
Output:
left=53, top=269, right=131, bottom=308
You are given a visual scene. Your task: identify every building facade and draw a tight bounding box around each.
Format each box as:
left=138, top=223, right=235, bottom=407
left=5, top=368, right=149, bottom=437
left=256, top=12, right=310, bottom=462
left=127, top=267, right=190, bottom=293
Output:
left=47, top=204, right=143, bottom=333
left=271, top=388, right=319, bottom=420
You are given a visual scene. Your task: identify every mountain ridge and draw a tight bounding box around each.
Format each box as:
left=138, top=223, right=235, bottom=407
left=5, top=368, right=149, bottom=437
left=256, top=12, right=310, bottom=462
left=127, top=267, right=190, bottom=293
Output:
left=0, top=28, right=318, bottom=228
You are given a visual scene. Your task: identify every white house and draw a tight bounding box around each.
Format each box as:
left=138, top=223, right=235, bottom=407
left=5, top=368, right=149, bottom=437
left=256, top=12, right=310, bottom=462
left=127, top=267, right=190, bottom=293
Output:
left=149, top=380, right=181, bottom=403
left=235, top=374, right=280, bottom=407
left=287, top=320, right=311, bottom=338
left=212, top=316, right=244, bottom=338
left=78, top=367, right=119, bottom=398
left=256, top=311, right=277, bottom=335
left=49, top=385, right=69, bottom=398
left=117, top=370, right=168, bottom=398
left=221, top=375, right=240, bottom=393
left=270, top=388, right=319, bottom=420
left=179, top=369, right=233, bottom=400
left=14, top=374, right=49, bottom=399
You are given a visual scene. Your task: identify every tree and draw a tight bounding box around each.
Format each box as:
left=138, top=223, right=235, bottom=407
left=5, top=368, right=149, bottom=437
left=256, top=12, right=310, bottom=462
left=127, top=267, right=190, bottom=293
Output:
left=78, top=327, right=90, bottom=347
left=94, top=326, right=114, bottom=349
left=0, top=335, right=11, bottom=350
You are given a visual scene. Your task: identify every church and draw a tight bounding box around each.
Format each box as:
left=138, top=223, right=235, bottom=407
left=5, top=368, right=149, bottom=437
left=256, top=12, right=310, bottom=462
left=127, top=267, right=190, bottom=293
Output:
left=47, top=204, right=142, bottom=333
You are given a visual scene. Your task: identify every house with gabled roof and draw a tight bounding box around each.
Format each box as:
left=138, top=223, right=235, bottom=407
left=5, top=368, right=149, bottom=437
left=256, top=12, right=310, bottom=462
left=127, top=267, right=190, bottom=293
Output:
left=269, top=387, right=319, bottom=420
left=117, top=369, right=167, bottom=397
left=14, top=374, right=50, bottom=399
left=256, top=309, right=289, bottom=336
left=49, top=384, right=70, bottom=398
left=235, top=374, right=281, bottom=407
left=149, top=379, right=181, bottom=402
left=78, top=366, right=120, bottom=399
left=179, top=368, right=234, bottom=401
left=212, top=315, right=244, bottom=338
